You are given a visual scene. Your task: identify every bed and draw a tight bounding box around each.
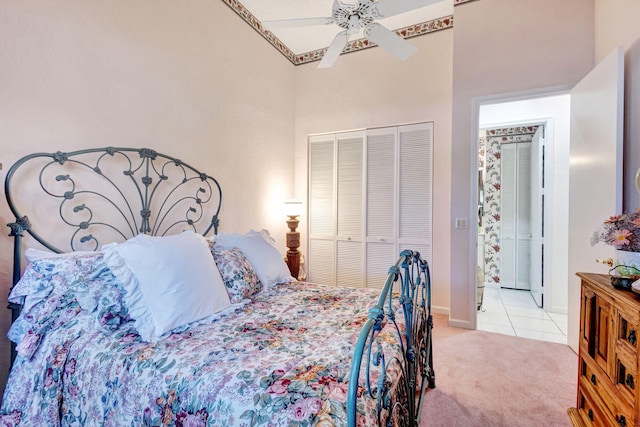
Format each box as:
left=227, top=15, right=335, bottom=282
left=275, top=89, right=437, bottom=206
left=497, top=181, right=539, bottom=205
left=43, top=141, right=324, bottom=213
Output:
left=1, top=147, right=434, bottom=426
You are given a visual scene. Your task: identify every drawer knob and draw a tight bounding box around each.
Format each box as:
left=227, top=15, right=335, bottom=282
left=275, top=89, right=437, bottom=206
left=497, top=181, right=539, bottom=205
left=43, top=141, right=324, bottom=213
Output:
left=618, top=415, right=626, bottom=427
left=626, top=373, right=635, bottom=389
left=629, top=329, right=636, bottom=346
left=591, top=374, right=597, bottom=385
left=588, top=409, right=593, bottom=421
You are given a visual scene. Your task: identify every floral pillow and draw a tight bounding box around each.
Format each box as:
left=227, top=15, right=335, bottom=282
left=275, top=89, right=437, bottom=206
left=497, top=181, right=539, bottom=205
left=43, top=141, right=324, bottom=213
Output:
left=87, top=257, right=132, bottom=330
left=8, top=252, right=131, bottom=358
left=214, top=230, right=294, bottom=289
left=213, top=247, right=262, bottom=303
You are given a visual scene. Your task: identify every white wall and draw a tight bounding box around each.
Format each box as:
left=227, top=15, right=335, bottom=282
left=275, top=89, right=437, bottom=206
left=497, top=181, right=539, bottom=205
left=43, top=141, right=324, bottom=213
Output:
left=594, top=0, right=640, bottom=210
left=479, top=94, right=571, bottom=314
left=294, top=30, right=454, bottom=314
left=0, top=0, right=296, bottom=392
left=450, top=0, right=594, bottom=328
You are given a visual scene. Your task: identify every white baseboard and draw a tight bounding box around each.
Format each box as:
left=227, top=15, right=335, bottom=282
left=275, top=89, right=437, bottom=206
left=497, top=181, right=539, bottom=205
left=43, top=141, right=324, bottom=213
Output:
left=546, top=305, right=568, bottom=315
left=447, top=318, right=473, bottom=330
left=431, top=305, right=449, bottom=315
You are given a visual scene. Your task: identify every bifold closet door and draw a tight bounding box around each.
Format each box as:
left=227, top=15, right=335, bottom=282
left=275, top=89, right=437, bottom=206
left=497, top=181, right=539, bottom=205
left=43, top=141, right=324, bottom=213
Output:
left=365, top=128, right=397, bottom=289
left=500, top=142, right=532, bottom=290
left=336, top=133, right=364, bottom=287
left=398, top=123, right=433, bottom=264
left=308, top=136, right=336, bottom=286
left=308, top=131, right=365, bottom=287
left=308, top=123, right=432, bottom=289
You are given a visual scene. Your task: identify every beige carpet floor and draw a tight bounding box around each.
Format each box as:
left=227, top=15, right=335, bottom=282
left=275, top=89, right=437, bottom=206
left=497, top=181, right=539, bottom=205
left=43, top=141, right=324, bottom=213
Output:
left=420, top=314, right=577, bottom=426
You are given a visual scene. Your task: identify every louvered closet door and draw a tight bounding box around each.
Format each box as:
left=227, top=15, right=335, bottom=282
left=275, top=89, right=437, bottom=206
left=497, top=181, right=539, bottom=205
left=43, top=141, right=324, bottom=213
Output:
left=500, top=144, right=517, bottom=288
left=499, top=142, right=532, bottom=290
left=336, top=132, right=364, bottom=287
left=516, top=143, right=532, bottom=290
left=307, top=124, right=433, bottom=289
left=398, top=123, right=433, bottom=266
left=365, top=128, right=397, bottom=289
left=308, top=136, right=336, bottom=285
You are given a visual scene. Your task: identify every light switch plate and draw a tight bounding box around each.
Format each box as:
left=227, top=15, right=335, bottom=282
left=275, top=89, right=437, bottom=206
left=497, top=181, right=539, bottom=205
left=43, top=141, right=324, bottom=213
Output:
left=455, top=218, right=468, bottom=229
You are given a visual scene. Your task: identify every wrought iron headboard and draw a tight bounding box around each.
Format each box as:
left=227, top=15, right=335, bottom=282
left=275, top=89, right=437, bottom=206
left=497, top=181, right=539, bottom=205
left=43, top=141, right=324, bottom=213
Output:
left=4, top=146, right=222, bottom=323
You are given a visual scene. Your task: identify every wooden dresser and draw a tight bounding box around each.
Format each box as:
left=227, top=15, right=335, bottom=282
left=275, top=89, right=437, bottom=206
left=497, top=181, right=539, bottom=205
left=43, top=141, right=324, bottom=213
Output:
left=568, top=273, right=640, bottom=427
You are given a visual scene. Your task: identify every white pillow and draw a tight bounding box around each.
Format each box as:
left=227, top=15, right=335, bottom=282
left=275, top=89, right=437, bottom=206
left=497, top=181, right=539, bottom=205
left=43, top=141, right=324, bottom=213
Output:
left=102, top=231, right=230, bottom=342
left=214, top=229, right=294, bottom=288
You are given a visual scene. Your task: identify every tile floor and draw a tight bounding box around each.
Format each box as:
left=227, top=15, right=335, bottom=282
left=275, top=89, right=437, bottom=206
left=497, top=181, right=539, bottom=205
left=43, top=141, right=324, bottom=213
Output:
left=477, top=284, right=568, bottom=344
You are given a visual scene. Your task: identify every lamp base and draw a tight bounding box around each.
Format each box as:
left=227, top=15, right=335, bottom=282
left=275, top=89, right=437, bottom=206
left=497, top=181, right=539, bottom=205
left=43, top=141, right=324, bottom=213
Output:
left=286, top=249, right=301, bottom=280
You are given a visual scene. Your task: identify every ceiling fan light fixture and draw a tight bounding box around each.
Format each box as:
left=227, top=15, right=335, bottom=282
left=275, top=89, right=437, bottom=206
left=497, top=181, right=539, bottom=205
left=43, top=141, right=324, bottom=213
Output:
left=347, top=14, right=360, bottom=34
left=263, top=0, right=443, bottom=68
left=332, top=0, right=373, bottom=33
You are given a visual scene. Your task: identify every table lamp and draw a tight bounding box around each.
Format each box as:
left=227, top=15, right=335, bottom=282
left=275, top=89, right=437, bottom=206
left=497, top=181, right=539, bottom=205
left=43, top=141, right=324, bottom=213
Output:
left=284, top=199, right=303, bottom=279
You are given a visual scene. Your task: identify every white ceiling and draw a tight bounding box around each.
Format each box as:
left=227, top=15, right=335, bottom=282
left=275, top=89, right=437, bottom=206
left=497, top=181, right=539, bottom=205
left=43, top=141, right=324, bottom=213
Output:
left=235, top=0, right=454, bottom=59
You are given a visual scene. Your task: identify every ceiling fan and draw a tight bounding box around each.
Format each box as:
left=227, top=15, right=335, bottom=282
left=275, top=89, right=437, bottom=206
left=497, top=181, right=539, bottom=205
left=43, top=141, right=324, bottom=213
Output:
left=262, top=0, right=444, bottom=68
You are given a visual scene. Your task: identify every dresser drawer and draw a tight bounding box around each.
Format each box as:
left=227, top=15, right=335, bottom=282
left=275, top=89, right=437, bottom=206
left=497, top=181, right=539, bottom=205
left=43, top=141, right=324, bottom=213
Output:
left=614, top=347, right=637, bottom=406
left=578, top=375, right=635, bottom=427
left=580, top=355, right=635, bottom=426
left=576, top=385, right=607, bottom=426
left=580, top=356, right=613, bottom=412
left=616, top=307, right=640, bottom=353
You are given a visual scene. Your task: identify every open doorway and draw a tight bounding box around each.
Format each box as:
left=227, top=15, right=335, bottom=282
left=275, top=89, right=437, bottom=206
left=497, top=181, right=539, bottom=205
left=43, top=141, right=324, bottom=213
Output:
left=475, top=94, right=570, bottom=344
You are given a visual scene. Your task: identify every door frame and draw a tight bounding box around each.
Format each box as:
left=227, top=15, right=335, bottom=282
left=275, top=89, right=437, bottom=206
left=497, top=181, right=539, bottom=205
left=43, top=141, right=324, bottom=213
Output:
left=469, top=85, right=572, bottom=329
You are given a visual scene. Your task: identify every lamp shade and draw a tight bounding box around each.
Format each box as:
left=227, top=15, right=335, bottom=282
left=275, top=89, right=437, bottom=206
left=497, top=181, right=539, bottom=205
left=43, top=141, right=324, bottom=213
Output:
left=284, top=199, right=303, bottom=218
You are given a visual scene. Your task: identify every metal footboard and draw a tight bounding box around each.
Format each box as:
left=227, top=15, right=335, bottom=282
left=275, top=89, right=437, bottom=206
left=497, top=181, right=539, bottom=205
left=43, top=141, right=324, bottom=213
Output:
left=347, top=250, right=434, bottom=427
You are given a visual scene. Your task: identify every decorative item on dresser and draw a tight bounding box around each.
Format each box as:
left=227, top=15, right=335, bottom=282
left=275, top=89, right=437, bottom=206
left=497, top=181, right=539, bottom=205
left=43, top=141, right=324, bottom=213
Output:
left=568, top=272, right=640, bottom=427
left=591, top=209, right=640, bottom=281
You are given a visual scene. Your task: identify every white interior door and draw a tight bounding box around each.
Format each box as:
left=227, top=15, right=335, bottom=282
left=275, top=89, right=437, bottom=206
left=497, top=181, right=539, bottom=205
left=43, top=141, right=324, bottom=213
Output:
left=397, top=123, right=434, bottom=264
left=308, top=136, right=336, bottom=286
left=530, top=127, right=544, bottom=306
left=515, top=143, right=532, bottom=290
left=500, top=142, right=532, bottom=290
left=336, top=132, right=364, bottom=287
left=365, top=128, right=397, bottom=289
left=500, top=144, right=517, bottom=288
left=567, top=47, right=624, bottom=352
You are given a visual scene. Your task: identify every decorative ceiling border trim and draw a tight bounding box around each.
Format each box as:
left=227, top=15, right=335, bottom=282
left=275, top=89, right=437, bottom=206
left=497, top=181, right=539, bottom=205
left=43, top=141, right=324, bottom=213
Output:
left=294, top=14, right=453, bottom=65
left=221, top=0, right=460, bottom=66
left=220, top=0, right=297, bottom=63
left=484, top=126, right=540, bottom=137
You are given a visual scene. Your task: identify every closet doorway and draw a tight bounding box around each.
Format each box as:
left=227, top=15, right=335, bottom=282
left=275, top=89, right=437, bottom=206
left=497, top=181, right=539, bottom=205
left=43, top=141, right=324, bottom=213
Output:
left=476, top=94, right=570, bottom=343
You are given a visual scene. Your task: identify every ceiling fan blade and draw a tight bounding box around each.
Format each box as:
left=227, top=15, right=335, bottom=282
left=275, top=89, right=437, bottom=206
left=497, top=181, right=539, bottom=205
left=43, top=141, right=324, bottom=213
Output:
left=262, top=17, right=334, bottom=31
left=374, top=0, right=445, bottom=18
left=318, top=30, right=348, bottom=69
left=365, top=23, right=417, bottom=60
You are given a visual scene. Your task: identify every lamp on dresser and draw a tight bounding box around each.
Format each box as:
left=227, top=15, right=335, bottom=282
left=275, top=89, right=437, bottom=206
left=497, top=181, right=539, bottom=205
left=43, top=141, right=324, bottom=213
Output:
left=284, top=199, right=303, bottom=280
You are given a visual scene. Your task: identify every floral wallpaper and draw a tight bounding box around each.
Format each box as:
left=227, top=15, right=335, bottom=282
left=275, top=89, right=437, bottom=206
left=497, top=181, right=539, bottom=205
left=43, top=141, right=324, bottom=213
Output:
left=481, top=126, right=539, bottom=284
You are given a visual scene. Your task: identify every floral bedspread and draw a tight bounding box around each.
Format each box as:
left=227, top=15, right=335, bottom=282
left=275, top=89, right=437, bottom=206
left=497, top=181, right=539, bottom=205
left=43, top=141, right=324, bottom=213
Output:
left=1, top=282, right=404, bottom=426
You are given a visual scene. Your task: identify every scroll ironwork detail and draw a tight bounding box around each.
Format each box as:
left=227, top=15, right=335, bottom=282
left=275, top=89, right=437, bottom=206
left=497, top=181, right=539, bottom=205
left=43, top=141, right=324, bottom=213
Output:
left=5, top=147, right=222, bottom=254
left=347, top=250, right=434, bottom=427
